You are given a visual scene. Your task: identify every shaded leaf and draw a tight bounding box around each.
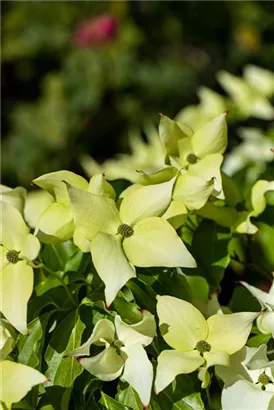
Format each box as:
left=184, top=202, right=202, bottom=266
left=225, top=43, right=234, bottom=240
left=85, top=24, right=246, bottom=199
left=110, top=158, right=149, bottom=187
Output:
left=36, top=386, right=72, bottom=410
left=184, top=220, right=231, bottom=291
left=64, top=249, right=83, bottom=272
left=113, top=298, right=143, bottom=324
left=251, top=222, right=274, bottom=272
left=17, top=312, right=53, bottom=368
left=41, top=241, right=78, bottom=272
left=246, top=333, right=272, bottom=347
left=127, top=279, right=156, bottom=314
left=45, top=310, right=85, bottom=387
left=116, top=385, right=143, bottom=410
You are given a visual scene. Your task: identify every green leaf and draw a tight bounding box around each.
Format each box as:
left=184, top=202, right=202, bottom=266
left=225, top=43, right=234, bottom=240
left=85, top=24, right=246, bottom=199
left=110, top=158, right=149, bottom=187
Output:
left=85, top=396, right=102, bottom=409
left=116, top=385, right=143, bottom=410
left=184, top=220, right=231, bottom=291
left=17, top=312, right=53, bottom=368
left=35, top=273, right=64, bottom=296
left=100, top=392, right=131, bottom=410
left=229, top=286, right=261, bottom=313
left=36, top=386, right=72, bottom=410
left=251, top=222, right=274, bottom=271
left=264, top=189, right=274, bottom=206
left=155, top=374, right=196, bottom=410
left=64, top=249, right=83, bottom=272
left=221, top=172, right=243, bottom=206
left=13, top=400, right=34, bottom=409
left=28, top=287, right=68, bottom=320
left=127, top=279, right=156, bottom=314
left=146, top=269, right=192, bottom=303
left=113, top=298, right=143, bottom=324
left=246, top=333, right=272, bottom=347
left=45, top=310, right=85, bottom=387
left=228, top=236, right=246, bottom=263
left=83, top=377, right=102, bottom=402
left=184, top=275, right=209, bottom=304
left=41, top=241, right=78, bottom=272
left=173, top=393, right=205, bottom=410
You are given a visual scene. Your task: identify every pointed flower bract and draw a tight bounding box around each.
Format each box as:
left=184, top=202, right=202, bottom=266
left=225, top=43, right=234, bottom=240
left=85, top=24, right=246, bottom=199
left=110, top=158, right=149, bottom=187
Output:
left=216, top=344, right=274, bottom=410
left=0, top=202, right=40, bottom=334
left=0, top=360, right=47, bottom=408
left=68, top=310, right=156, bottom=407
left=155, top=295, right=259, bottom=393
left=69, top=179, right=196, bottom=306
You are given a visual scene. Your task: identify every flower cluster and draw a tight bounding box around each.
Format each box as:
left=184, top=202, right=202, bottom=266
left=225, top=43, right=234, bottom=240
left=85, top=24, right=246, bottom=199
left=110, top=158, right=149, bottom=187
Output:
left=1, top=111, right=273, bottom=408
left=82, top=65, right=274, bottom=182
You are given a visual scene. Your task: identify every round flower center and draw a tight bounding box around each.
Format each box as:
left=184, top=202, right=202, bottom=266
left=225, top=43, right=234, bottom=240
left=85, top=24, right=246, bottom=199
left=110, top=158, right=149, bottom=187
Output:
left=6, top=250, right=20, bottom=264
left=195, top=340, right=211, bottom=355
left=258, top=372, right=271, bottom=388
left=117, top=223, right=134, bottom=238
left=186, top=153, right=198, bottom=164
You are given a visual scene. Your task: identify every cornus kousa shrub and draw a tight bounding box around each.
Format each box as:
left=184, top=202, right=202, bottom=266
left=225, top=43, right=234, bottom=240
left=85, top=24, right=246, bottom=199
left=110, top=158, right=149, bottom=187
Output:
left=0, top=111, right=274, bottom=410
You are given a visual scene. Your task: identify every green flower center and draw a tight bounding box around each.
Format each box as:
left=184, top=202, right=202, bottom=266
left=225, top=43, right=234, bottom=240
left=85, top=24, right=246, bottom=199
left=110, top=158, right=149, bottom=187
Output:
left=186, top=153, right=198, bottom=164
left=195, top=340, right=211, bottom=355
left=258, top=373, right=271, bottom=386
left=6, top=250, right=20, bottom=264
left=117, top=223, right=134, bottom=238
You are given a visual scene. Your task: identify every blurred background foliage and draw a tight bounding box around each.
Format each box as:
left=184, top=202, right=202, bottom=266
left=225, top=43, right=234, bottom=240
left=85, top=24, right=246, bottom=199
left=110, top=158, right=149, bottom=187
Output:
left=1, top=0, right=274, bottom=187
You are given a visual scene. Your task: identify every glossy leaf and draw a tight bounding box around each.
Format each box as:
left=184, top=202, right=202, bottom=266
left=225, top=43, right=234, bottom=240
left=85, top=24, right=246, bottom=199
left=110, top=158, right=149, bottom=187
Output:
left=17, top=312, right=52, bottom=368
left=45, top=310, right=85, bottom=387
left=116, top=385, right=143, bottom=410
left=187, top=219, right=231, bottom=290
left=100, top=392, right=130, bottom=410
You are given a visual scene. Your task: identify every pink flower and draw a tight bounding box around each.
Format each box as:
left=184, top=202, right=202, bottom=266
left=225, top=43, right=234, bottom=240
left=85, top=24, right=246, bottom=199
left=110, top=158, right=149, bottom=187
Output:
left=73, top=14, right=118, bottom=47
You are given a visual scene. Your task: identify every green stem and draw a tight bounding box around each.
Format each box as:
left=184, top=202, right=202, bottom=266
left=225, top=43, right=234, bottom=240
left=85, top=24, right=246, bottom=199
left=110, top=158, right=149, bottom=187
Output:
left=151, top=340, right=160, bottom=356
left=206, top=386, right=212, bottom=410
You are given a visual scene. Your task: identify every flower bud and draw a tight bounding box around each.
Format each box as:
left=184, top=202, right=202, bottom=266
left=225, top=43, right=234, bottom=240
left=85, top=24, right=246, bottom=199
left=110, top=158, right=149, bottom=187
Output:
left=73, top=14, right=118, bottom=47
